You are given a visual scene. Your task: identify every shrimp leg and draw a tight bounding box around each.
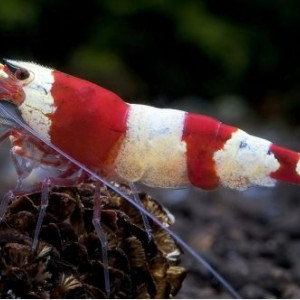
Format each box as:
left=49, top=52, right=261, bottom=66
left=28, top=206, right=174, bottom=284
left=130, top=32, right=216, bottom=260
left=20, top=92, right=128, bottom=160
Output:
left=129, top=182, right=152, bottom=241
left=92, top=182, right=110, bottom=297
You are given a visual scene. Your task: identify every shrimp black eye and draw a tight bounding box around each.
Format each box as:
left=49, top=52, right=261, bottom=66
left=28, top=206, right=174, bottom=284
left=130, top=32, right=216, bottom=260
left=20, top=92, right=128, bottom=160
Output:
left=15, top=68, right=30, bottom=80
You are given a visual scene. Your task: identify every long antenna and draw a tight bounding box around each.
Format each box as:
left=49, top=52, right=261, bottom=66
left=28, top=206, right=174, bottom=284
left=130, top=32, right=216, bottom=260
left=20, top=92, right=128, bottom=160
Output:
left=0, top=103, right=241, bottom=299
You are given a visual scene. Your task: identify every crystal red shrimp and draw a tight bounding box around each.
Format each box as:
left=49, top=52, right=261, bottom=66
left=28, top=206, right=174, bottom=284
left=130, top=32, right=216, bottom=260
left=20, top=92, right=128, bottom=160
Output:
left=1, top=59, right=300, bottom=299
left=0, top=60, right=299, bottom=192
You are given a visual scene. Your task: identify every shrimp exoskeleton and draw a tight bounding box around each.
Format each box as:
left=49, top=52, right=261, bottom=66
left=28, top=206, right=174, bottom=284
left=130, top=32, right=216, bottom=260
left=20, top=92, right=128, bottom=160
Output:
left=5, top=59, right=300, bottom=298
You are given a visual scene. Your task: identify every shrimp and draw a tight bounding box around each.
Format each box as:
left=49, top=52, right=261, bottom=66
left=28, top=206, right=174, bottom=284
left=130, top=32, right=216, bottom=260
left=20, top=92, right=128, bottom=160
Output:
left=0, top=59, right=299, bottom=298
left=1, top=60, right=299, bottom=192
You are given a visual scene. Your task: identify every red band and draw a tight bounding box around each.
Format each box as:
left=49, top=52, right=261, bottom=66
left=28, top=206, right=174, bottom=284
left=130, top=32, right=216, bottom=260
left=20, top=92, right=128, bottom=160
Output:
left=182, top=113, right=236, bottom=190
left=50, top=71, right=129, bottom=175
left=270, top=144, right=300, bottom=184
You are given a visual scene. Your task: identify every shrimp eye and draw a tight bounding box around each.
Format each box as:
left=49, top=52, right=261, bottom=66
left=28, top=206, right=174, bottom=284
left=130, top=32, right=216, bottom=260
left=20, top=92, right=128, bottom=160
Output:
left=15, top=68, right=30, bottom=81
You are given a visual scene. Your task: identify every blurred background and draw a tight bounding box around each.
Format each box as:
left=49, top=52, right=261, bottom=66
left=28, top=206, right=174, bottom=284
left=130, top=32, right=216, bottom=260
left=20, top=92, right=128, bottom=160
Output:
left=1, top=0, right=300, bottom=298
left=1, top=0, right=300, bottom=126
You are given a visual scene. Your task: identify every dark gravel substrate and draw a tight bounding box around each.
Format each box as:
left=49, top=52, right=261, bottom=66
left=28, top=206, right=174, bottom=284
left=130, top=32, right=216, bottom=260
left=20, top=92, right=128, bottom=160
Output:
left=169, top=183, right=300, bottom=298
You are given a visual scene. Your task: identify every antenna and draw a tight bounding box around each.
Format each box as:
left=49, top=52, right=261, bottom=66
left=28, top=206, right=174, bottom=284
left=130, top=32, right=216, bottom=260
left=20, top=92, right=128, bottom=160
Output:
left=0, top=103, right=241, bottom=299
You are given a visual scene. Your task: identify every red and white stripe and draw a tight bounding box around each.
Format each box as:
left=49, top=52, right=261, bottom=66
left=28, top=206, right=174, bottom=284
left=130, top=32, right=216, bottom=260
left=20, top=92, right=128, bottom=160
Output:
left=114, top=104, right=188, bottom=187
left=1, top=60, right=300, bottom=191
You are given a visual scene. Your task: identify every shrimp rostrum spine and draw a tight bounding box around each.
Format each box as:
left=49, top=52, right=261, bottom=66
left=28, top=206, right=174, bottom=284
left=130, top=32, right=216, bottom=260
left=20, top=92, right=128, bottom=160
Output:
left=0, top=60, right=299, bottom=192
